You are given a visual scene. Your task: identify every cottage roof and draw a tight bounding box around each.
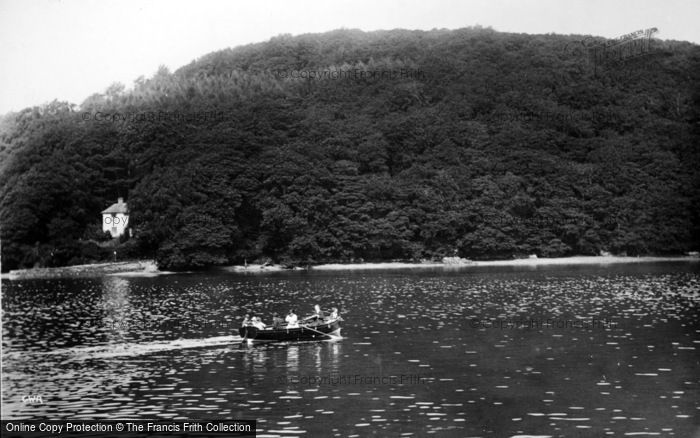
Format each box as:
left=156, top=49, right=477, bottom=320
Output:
left=102, top=199, right=128, bottom=214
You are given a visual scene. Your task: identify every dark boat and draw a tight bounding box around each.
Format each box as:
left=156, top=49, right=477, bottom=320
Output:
left=239, top=318, right=342, bottom=343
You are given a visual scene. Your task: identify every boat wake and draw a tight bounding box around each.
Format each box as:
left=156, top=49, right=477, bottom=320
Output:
left=3, top=335, right=243, bottom=363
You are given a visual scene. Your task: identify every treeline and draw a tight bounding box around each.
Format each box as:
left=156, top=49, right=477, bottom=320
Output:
left=1, top=27, right=699, bottom=271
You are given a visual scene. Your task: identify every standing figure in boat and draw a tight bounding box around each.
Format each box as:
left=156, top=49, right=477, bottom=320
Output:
left=303, top=304, right=325, bottom=324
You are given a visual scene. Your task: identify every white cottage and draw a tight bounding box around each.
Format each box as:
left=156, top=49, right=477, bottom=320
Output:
left=102, top=197, right=129, bottom=238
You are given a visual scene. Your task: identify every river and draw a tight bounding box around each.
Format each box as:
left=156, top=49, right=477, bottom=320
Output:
left=2, top=262, right=698, bottom=437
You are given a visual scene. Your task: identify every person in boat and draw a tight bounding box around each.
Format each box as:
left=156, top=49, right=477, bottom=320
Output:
left=328, top=307, right=339, bottom=320
left=272, top=312, right=284, bottom=329
left=303, top=304, right=325, bottom=324
left=251, top=316, right=267, bottom=330
left=285, top=309, right=299, bottom=328
left=241, top=313, right=252, bottom=327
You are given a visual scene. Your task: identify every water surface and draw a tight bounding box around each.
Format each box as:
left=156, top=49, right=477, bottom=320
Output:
left=2, top=262, right=699, bottom=437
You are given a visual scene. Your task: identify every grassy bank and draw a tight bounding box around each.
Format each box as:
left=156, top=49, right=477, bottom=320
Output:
left=4, top=256, right=697, bottom=280
left=2, top=260, right=158, bottom=280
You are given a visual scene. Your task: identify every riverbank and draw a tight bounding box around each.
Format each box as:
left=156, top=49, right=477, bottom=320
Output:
left=1, top=260, right=161, bottom=280
left=3, top=255, right=697, bottom=280
left=231, top=255, right=699, bottom=273
left=312, top=255, right=699, bottom=270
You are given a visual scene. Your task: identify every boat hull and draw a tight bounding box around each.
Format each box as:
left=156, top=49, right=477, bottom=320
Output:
left=239, top=320, right=342, bottom=342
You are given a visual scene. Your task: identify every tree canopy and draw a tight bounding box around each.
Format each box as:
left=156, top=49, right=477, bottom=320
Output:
left=1, top=28, right=698, bottom=271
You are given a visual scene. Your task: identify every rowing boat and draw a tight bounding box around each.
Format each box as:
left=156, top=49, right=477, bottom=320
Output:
left=239, top=318, right=342, bottom=343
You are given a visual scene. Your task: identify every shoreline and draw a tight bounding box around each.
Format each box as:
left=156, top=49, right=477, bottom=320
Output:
left=3, top=256, right=698, bottom=280
left=228, top=255, right=699, bottom=273
left=1, top=260, right=164, bottom=280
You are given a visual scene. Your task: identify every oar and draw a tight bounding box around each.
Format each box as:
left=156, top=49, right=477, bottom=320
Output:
left=301, top=318, right=343, bottom=337
left=300, top=323, right=335, bottom=337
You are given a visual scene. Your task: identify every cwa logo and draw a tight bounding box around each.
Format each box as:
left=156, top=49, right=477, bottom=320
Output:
left=22, top=395, right=44, bottom=404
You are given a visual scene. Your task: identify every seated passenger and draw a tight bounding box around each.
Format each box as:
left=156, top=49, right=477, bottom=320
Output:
left=328, top=307, right=339, bottom=320
left=285, top=309, right=299, bottom=328
left=251, top=316, right=267, bottom=330
left=272, top=312, right=284, bottom=329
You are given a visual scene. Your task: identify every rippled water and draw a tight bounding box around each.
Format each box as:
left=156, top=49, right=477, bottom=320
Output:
left=2, top=263, right=699, bottom=437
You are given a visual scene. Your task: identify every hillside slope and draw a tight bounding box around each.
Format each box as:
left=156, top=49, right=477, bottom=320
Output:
left=1, top=27, right=699, bottom=271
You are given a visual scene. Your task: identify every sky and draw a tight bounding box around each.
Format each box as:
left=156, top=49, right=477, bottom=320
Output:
left=0, top=0, right=698, bottom=115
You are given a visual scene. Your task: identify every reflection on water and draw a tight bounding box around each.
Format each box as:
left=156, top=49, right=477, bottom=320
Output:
left=101, top=276, right=131, bottom=343
left=2, top=263, right=699, bottom=436
left=286, top=344, right=299, bottom=375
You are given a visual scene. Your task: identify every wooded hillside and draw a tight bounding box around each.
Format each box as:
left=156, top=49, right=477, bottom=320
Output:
left=1, top=27, right=698, bottom=271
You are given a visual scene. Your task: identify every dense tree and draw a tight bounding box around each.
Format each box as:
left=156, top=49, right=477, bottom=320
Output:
left=1, top=28, right=698, bottom=271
